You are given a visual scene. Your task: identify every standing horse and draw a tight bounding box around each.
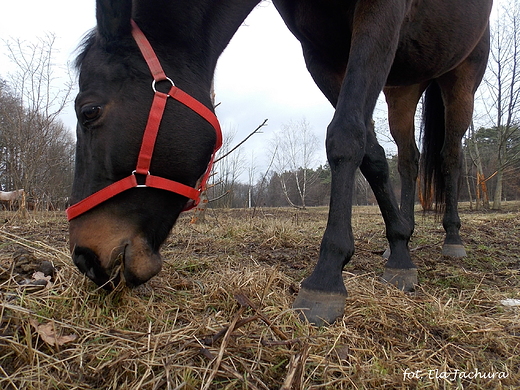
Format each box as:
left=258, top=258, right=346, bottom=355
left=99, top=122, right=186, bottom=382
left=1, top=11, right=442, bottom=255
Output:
left=68, top=0, right=492, bottom=325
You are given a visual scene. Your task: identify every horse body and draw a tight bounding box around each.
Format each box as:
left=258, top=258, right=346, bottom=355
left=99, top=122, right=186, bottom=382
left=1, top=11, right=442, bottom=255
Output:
left=0, top=189, right=25, bottom=210
left=273, top=1, right=491, bottom=321
left=69, top=0, right=492, bottom=324
left=0, top=189, right=24, bottom=201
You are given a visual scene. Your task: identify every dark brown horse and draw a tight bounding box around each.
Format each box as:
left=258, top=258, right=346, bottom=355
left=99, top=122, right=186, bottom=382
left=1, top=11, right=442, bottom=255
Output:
left=69, top=0, right=492, bottom=325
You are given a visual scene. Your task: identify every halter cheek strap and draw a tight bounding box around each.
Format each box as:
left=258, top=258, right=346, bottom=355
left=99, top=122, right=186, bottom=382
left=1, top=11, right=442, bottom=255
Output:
left=66, top=20, right=222, bottom=221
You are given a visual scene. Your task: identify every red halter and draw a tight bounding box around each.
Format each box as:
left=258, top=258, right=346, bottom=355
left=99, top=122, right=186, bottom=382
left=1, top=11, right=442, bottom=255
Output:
left=67, top=20, right=222, bottom=221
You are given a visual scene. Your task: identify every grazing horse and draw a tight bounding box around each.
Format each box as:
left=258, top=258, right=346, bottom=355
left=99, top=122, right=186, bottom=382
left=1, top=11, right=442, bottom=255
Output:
left=68, top=0, right=492, bottom=325
left=0, top=189, right=25, bottom=210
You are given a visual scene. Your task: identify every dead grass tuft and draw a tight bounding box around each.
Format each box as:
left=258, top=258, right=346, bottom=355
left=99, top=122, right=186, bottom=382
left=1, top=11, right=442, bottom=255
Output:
left=1, top=206, right=519, bottom=389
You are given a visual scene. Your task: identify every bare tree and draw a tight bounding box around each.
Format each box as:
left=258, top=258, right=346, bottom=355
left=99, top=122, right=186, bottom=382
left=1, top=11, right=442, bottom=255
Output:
left=0, top=34, right=74, bottom=208
left=214, top=126, right=246, bottom=206
left=464, top=122, right=491, bottom=210
left=480, top=0, right=520, bottom=209
left=5, top=34, right=73, bottom=134
left=270, top=118, right=319, bottom=208
left=210, top=119, right=267, bottom=208
left=190, top=120, right=266, bottom=223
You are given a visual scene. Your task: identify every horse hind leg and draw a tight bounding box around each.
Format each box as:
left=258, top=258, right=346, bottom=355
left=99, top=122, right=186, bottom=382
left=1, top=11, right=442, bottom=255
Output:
left=431, top=31, right=489, bottom=258
left=384, top=83, right=427, bottom=223
left=360, top=123, right=417, bottom=291
left=380, top=83, right=427, bottom=262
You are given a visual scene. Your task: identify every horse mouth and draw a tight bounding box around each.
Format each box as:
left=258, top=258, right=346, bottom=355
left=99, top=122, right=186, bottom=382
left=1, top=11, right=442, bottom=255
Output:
left=72, top=236, right=163, bottom=289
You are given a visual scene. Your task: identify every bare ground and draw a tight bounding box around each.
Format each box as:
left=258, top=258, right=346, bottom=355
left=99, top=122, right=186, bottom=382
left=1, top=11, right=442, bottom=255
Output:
left=1, top=203, right=519, bottom=389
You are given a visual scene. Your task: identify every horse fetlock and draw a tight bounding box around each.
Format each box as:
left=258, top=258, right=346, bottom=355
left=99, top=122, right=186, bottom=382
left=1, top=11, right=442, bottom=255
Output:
left=384, top=240, right=415, bottom=270
left=293, top=287, right=347, bottom=326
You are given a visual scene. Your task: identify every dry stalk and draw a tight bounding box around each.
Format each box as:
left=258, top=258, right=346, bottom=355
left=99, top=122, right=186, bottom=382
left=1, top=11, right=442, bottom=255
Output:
left=280, top=343, right=310, bottom=390
left=235, top=293, right=290, bottom=341
left=201, top=304, right=246, bottom=390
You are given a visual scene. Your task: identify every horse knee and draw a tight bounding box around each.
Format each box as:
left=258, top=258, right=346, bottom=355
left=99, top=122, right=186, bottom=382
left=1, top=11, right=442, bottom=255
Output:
left=326, top=117, right=365, bottom=168
left=361, top=141, right=389, bottom=181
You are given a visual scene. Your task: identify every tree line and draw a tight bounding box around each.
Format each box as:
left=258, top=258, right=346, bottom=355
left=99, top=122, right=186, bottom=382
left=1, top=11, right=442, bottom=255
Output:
left=463, top=125, right=520, bottom=209
left=207, top=129, right=519, bottom=210
left=0, top=35, right=74, bottom=210
left=0, top=80, right=74, bottom=210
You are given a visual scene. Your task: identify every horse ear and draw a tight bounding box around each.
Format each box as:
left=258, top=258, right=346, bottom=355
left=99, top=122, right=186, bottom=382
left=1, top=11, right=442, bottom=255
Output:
left=96, top=0, right=132, bottom=43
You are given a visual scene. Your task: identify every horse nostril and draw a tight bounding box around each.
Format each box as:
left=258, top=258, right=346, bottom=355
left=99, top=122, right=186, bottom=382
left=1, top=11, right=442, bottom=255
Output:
left=73, top=247, right=114, bottom=290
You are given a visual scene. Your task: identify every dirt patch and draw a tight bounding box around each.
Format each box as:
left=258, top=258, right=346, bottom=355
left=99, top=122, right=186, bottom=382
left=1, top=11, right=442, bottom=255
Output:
left=1, top=205, right=519, bottom=389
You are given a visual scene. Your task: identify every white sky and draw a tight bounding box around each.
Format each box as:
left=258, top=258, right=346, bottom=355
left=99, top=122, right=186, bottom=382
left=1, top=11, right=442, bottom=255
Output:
left=0, top=1, right=502, bottom=182
left=0, top=1, right=336, bottom=179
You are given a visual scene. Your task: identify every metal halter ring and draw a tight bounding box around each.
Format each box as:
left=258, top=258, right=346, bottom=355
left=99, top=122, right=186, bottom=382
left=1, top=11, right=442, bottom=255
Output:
left=152, top=77, right=175, bottom=94
left=132, top=170, right=150, bottom=188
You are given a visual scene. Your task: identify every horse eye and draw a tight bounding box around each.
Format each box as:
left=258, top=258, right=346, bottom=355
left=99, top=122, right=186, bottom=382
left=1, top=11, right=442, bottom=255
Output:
left=80, top=105, right=103, bottom=125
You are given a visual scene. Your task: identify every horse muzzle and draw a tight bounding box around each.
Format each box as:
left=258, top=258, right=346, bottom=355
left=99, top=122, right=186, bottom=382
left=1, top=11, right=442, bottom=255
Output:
left=69, top=210, right=162, bottom=289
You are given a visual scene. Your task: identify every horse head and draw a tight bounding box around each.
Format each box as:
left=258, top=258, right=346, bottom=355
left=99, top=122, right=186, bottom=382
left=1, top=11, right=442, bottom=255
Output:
left=69, top=0, right=220, bottom=289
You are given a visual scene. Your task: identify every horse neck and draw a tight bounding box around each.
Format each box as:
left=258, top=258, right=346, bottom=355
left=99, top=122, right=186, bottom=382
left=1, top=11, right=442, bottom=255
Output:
left=133, top=0, right=261, bottom=79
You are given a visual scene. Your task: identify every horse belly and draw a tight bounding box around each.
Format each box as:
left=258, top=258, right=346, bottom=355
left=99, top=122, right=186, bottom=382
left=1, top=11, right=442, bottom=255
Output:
left=386, top=52, right=452, bottom=87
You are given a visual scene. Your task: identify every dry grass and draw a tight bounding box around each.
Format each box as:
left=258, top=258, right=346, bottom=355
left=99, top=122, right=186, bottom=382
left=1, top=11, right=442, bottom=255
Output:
left=1, top=204, right=519, bottom=389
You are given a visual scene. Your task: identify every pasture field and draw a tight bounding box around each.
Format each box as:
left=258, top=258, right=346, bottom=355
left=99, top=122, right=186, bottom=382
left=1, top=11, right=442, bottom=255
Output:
left=1, top=204, right=519, bottom=389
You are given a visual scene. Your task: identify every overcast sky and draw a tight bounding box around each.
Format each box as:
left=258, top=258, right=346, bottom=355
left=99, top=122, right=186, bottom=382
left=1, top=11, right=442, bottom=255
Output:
left=0, top=1, right=501, bottom=182
left=0, top=1, right=339, bottom=178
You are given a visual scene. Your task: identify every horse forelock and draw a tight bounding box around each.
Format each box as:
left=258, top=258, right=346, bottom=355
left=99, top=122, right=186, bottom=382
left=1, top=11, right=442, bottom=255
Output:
left=74, top=29, right=137, bottom=71
left=74, top=32, right=154, bottom=90
left=74, top=30, right=97, bottom=71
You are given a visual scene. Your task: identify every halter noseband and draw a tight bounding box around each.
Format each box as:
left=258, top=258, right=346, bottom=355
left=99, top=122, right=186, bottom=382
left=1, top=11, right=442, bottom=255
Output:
left=67, top=20, right=222, bottom=221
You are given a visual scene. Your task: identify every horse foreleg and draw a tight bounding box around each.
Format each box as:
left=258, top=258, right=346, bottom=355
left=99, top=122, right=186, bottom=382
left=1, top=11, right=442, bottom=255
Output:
left=292, top=109, right=363, bottom=325
left=293, top=0, right=409, bottom=325
left=379, top=84, right=425, bottom=262
left=437, top=95, right=471, bottom=258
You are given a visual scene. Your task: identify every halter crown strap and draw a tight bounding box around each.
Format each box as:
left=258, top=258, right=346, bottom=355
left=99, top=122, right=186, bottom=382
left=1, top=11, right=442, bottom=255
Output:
left=66, top=20, right=222, bottom=221
left=130, top=20, right=166, bottom=80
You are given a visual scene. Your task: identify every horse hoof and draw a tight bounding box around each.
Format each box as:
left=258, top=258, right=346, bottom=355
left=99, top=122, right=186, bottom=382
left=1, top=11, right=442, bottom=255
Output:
left=382, top=248, right=391, bottom=259
left=382, top=268, right=418, bottom=292
left=292, top=287, right=347, bottom=326
left=442, top=244, right=467, bottom=258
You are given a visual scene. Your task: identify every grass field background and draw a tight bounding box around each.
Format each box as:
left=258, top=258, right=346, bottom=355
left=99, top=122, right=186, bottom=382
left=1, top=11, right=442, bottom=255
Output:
left=1, top=203, right=519, bottom=389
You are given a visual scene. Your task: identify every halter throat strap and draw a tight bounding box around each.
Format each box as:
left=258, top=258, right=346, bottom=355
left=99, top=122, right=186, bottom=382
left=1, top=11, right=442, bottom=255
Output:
left=66, top=20, right=222, bottom=221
